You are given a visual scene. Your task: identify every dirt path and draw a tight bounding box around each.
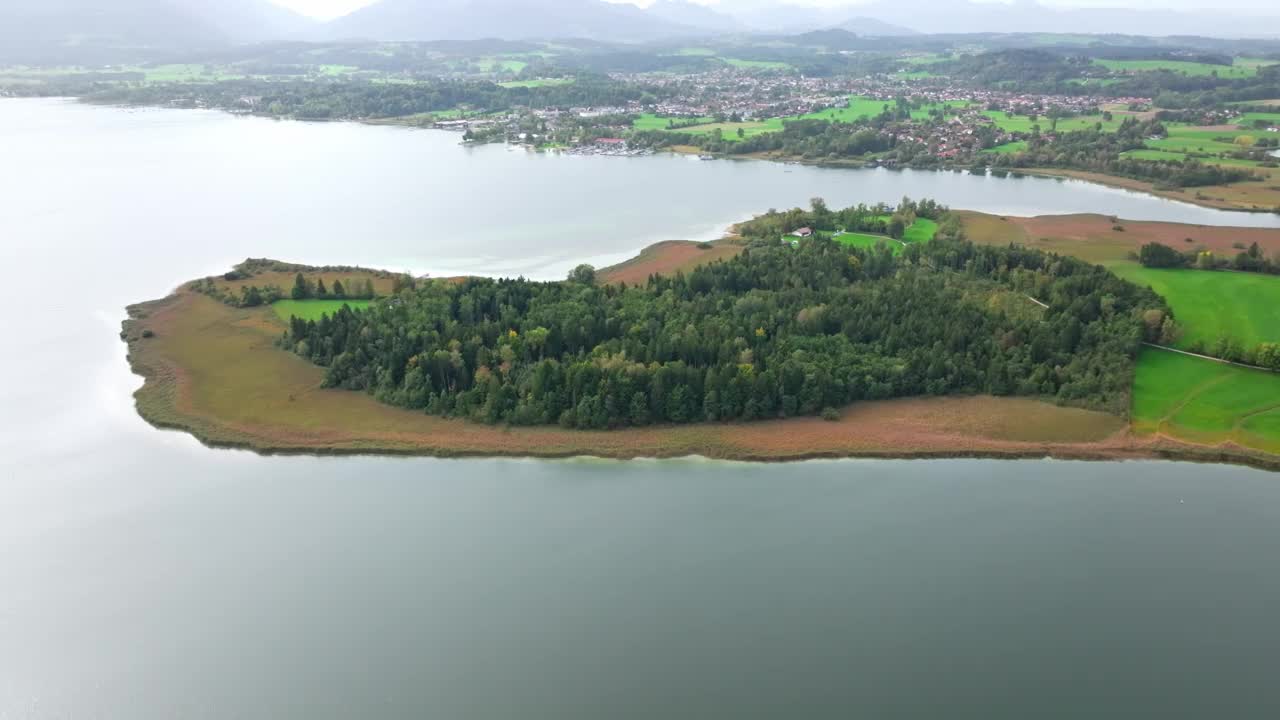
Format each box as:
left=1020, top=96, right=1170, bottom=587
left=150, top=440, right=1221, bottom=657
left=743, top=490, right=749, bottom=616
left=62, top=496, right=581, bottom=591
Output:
left=1142, top=342, right=1271, bottom=372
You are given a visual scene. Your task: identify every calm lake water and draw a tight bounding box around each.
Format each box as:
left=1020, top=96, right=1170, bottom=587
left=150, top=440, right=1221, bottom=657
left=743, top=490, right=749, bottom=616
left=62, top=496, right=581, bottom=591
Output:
left=2, top=98, right=1280, bottom=718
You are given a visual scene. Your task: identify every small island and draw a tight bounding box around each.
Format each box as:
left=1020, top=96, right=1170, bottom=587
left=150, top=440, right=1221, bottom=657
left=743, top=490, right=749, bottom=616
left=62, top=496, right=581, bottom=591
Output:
left=122, top=200, right=1280, bottom=469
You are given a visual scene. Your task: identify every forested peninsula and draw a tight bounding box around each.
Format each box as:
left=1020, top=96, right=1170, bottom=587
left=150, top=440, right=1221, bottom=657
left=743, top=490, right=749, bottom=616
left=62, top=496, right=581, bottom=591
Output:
left=282, top=202, right=1164, bottom=429
left=121, top=199, right=1280, bottom=468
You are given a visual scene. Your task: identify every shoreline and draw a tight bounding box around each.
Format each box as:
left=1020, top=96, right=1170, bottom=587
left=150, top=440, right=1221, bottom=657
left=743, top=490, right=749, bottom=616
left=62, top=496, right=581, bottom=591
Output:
left=120, top=247, right=1280, bottom=472
left=38, top=96, right=1278, bottom=216
left=674, top=147, right=1280, bottom=215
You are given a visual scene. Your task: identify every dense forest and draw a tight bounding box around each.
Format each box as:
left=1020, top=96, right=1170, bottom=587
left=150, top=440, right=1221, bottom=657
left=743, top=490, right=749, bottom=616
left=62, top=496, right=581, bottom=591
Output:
left=280, top=200, right=1169, bottom=429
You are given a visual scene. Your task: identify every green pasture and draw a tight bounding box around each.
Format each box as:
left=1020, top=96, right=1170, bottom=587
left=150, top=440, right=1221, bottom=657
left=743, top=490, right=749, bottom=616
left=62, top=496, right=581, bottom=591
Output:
left=800, top=96, right=968, bottom=124
left=982, top=111, right=1121, bottom=133
left=834, top=232, right=904, bottom=254
left=1093, top=58, right=1262, bottom=78
left=478, top=58, right=528, bottom=73
left=721, top=58, right=792, bottom=70
left=1110, top=264, right=1280, bottom=350
left=632, top=113, right=715, bottom=131
left=272, top=299, right=371, bottom=323
left=900, top=54, right=951, bottom=65
left=1232, top=112, right=1280, bottom=127
left=985, top=140, right=1028, bottom=154
left=498, top=78, right=575, bottom=88
left=903, top=218, right=938, bottom=244
left=1132, top=349, right=1280, bottom=453
left=675, top=118, right=786, bottom=141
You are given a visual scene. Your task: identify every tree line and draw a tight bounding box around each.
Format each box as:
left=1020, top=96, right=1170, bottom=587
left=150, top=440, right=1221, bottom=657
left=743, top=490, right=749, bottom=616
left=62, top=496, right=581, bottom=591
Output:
left=991, top=117, right=1258, bottom=188
left=279, top=200, right=1169, bottom=429
left=84, top=75, right=666, bottom=121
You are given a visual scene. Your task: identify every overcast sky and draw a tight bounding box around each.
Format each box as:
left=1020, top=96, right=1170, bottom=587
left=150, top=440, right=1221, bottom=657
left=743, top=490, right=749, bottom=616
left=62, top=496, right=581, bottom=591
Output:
left=270, top=0, right=1280, bottom=21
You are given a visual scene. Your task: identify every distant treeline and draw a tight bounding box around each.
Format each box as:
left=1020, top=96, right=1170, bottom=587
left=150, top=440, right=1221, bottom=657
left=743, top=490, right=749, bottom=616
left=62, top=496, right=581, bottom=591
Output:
left=81, top=75, right=666, bottom=120
left=991, top=117, right=1259, bottom=188
left=279, top=199, right=1168, bottom=429
left=1140, top=240, right=1278, bottom=275
left=942, top=49, right=1280, bottom=104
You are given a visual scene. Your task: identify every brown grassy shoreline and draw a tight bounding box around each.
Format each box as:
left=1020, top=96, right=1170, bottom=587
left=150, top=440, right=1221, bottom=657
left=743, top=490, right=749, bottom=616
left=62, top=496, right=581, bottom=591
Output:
left=120, top=254, right=1280, bottom=471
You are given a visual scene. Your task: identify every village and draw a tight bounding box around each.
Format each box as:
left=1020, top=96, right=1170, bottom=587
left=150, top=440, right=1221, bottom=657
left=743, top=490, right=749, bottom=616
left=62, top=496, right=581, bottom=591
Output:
left=432, top=67, right=1158, bottom=163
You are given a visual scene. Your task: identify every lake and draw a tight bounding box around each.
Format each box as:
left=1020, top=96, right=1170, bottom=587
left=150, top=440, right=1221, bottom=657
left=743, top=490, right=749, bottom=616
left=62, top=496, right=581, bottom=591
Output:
left=2, top=98, right=1280, bottom=718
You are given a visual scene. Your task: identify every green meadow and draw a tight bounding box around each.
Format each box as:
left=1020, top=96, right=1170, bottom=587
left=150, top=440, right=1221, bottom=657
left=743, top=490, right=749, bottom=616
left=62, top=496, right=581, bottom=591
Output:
left=1110, top=265, right=1280, bottom=350
left=830, top=218, right=935, bottom=252
left=477, top=58, right=528, bottom=73
left=982, top=111, right=1123, bottom=133
left=903, top=218, right=939, bottom=244
left=985, top=140, right=1028, bottom=155
left=802, top=96, right=968, bottom=124
left=1132, top=349, right=1280, bottom=453
left=632, top=113, right=715, bottom=131
left=900, top=54, right=951, bottom=65
left=1145, top=125, right=1260, bottom=155
left=833, top=232, right=904, bottom=254
left=1232, top=111, right=1280, bottom=127
left=1094, top=58, right=1264, bottom=78
left=498, top=78, right=575, bottom=89
left=272, top=299, right=371, bottom=323
left=721, top=58, right=792, bottom=70
left=672, top=118, right=786, bottom=141
left=1120, top=264, right=1280, bottom=453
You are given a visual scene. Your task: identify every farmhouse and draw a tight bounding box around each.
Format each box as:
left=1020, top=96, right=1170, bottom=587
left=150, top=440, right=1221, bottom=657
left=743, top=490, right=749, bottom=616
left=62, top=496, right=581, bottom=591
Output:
left=791, top=227, right=814, bottom=238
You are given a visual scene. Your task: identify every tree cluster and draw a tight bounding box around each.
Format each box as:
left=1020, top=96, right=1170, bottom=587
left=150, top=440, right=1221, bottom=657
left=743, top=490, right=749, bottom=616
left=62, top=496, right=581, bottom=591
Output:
left=992, top=117, right=1258, bottom=188
left=281, top=202, right=1168, bottom=429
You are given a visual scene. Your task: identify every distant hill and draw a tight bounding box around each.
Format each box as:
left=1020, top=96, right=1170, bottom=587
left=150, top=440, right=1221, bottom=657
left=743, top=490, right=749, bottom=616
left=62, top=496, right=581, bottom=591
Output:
left=325, top=0, right=699, bottom=43
left=793, top=27, right=918, bottom=52
left=0, top=0, right=313, bottom=62
left=852, top=0, right=1280, bottom=39
left=836, top=17, right=920, bottom=38
left=645, top=0, right=745, bottom=34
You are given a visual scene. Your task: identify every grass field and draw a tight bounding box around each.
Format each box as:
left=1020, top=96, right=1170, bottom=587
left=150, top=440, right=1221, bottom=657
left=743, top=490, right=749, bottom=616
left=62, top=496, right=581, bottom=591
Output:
left=903, top=218, right=939, bottom=244
left=498, top=78, right=575, bottom=89
left=801, top=96, right=968, bottom=124
left=721, top=58, right=792, bottom=70
left=1132, top=348, right=1280, bottom=453
left=1122, top=148, right=1192, bottom=162
left=674, top=118, right=786, bottom=141
left=1094, top=58, right=1267, bottom=78
left=982, top=111, right=1122, bottom=134
left=477, top=58, right=528, bottom=73
left=271, top=299, right=371, bottom=322
left=834, top=232, right=904, bottom=254
left=142, top=63, right=247, bottom=82
left=1113, top=265, right=1280, bottom=452
left=1144, top=125, right=1261, bottom=156
left=901, top=54, right=951, bottom=65
left=632, top=113, right=715, bottom=131
left=831, top=218, right=935, bottom=252
left=1231, top=111, right=1280, bottom=128
left=1109, top=265, right=1280, bottom=350
left=985, top=140, right=1028, bottom=154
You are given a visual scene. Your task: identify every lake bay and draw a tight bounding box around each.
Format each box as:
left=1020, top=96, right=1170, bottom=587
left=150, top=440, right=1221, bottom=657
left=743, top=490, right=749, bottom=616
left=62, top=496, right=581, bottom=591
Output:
left=2, top=98, right=1280, bottom=718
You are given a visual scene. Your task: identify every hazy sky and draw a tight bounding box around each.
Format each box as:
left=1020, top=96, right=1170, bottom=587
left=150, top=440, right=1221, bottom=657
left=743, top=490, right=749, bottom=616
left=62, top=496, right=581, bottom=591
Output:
left=269, top=0, right=1280, bottom=21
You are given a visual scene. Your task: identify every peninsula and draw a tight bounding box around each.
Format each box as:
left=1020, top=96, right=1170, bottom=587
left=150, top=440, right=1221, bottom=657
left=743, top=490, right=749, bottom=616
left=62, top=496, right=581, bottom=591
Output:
left=122, top=201, right=1280, bottom=469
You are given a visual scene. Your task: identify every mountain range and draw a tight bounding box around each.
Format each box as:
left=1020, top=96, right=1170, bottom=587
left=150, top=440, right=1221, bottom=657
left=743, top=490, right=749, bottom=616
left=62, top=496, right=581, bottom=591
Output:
left=3, top=0, right=1277, bottom=61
